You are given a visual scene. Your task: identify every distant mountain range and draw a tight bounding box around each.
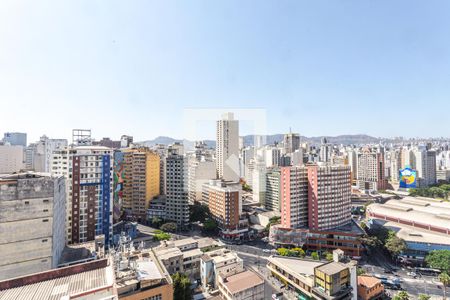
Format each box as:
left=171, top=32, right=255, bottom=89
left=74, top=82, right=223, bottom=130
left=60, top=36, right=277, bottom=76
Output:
left=138, top=134, right=382, bottom=149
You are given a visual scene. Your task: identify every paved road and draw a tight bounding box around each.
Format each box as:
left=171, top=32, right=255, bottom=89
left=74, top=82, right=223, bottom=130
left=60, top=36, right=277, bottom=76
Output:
left=361, top=249, right=445, bottom=298
left=135, top=223, right=447, bottom=299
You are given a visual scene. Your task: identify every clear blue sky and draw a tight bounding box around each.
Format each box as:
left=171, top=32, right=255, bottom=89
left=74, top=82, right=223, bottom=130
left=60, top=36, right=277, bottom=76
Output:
left=1, top=0, right=449, bottom=143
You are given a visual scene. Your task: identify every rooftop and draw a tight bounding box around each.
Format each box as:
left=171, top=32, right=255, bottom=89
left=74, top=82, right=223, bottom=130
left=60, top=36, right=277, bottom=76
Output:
left=195, top=237, right=223, bottom=249
left=358, top=276, right=382, bottom=288
left=221, top=270, right=264, bottom=294
left=377, top=220, right=450, bottom=245
left=172, top=237, right=197, bottom=248
left=268, top=256, right=323, bottom=279
left=0, top=259, right=114, bottom=300
left=368, top=197, right=450, bottom=230
left=183, top=248, right=203, bottom=258
left=136, top=261, right=164, bottom=281
left=0, top=172, right=54, bottom=181
left=315, top=262, right=348, bottom=275
left=154, top=247, right=183, bottom=260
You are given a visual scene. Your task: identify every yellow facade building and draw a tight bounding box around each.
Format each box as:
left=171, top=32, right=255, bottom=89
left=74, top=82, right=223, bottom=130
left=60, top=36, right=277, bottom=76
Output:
left=122, top=148, right=160, bottom=218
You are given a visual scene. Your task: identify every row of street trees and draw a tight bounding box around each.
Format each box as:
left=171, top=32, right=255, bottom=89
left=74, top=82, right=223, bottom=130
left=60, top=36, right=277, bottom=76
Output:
left=409, top=184, right=450, bottom=199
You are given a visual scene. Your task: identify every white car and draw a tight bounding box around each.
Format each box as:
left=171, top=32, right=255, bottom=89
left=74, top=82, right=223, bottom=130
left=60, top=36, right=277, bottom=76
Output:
left=262, top=249, right=271, bottom=253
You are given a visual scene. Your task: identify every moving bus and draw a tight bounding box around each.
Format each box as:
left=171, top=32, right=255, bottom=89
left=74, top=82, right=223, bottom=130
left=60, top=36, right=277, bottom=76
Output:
left=414, top=267, right=441, bottom=276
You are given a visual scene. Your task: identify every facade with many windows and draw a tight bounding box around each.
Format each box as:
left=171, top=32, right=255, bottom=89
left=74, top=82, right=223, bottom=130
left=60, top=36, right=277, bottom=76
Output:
left=51, top=145, right=113, bottom=246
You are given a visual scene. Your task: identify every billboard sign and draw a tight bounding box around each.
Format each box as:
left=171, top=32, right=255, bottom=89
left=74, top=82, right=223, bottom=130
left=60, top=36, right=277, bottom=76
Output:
left=399, top=167, right=417, bottom=188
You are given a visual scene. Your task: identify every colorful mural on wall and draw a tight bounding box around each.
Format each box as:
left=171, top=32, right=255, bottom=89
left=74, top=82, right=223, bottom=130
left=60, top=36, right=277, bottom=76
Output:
left=399, top=167, right=417, bottom=188
left=113, top=151, right=125, bottom=222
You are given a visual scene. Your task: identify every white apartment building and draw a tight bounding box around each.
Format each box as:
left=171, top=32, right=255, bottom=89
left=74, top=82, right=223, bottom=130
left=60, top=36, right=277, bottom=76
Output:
left=0, top=145, right=24, bottom=174
left=51, top=145, right=113, bottom=246
left=264, top=146, right=282, bottom=168
left=188, top=156, right=216, bottom=204
left=165, top=147, right=189, bottom=228
left=412, top=148, right=437, bottom=187
left=216, top=112, right=240, bottom=182
left=28, top=135, right=68, bottom=173
left=252, top=157, right=266, bottom=205
left=0, top=173, right=65, bottom=280
left=356, top=147, right=387, bottom=191
left=200, top=248, right=244, bottom=290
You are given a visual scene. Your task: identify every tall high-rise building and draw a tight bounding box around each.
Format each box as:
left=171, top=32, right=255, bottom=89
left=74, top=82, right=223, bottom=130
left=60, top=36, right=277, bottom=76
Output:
left=0, top=173, right=65, bottom=280
left=216, top=113, right=240, bottom=182
left=252, top=157, right=266, bottom=205
left=412, top=148, right=437, bottom=187
left=319, top=138, right=332, bottom=163
left=356, top=147, right=387, bottom=191
left=283, top=132, right=300, bottom=154
left=117, top=148, right=160, bottom=218
left=346, top=149, right=358, bottom=184
left=51, top=145, right=113, bottom=245
left=264, top=146, right=282, bottom=168
left=120, top=135, right=134, bottom=148
left=388, top=149, right=401, bottom=182
left=0, top=145, right=24, bottom=174
left=3, top=132, right=27, bottom=147
left=202, top=180, right=244, bottom=239
left=265, top=168, right=281, bottom=211
left=165, top=146, right=189, bottom=228
left=275, top=164, right=351, bottom=231
left=279, top=166, right=309, bottom=229
left=188, top=156, right=216, bottom=204
left=27, top=135, right=68, bottom=173
left=153, top=144, right=168, bottom=195
left=240, top=146, right=255, bottom=181
left=307, top=164, right=352, bottom=231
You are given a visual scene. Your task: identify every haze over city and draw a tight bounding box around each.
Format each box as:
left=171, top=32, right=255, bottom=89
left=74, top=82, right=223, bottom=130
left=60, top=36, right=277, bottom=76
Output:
left=1, top=1, right=450, bottom=142
left=2, top=1, right=450, bottom=300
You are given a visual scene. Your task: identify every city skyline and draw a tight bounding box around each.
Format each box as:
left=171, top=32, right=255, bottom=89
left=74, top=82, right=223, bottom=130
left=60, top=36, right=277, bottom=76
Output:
left=1, top=1, right=450, bottom=142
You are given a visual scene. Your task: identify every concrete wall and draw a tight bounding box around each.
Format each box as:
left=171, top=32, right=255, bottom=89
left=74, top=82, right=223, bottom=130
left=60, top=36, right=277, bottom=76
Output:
left=0, top=257, right=52, bottom=280
left=0, top=175, right=66, bottom=280
left=0, top=145, right=24, bottom=174
left=0, top=237, right=52, bottom=268
left=52, top=176, right=66, bottom=268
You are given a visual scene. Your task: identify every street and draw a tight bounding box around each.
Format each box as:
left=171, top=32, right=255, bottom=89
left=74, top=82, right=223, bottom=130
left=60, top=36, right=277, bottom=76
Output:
left=134, top=223, right=446, bottom=299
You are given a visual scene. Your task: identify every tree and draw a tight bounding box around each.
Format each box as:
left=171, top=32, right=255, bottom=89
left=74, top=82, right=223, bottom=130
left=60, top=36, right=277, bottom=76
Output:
left=265, top=216, right=281, bottom=234
left=418, top=294, right=431, bottom=300
left=392, top=291, right=409, bottom=300
left=189, top=203, right=209, bottom=222
left=311, top=251, right=320, bottom=260
left=203, top=219, right=218, bottom=233
left=291, top=247, right=305, bottom=257
left=153, top=230, right=171, bottom=241
left=160, top=222, right=177, bottom=233
left=359, top=235, right=381, bottom=249
left=357, top=267, right=366, bottom=276
left=439, top=272, right=450, bottom=300
left=151, top=216, right=163, bottom=228
left=385, top=233, right=406, bottom=257
left=324, top=252, right=334, bottom=262
left=172, top=272, right=192, bottom=300
left=426, top=250, right=450, bottom=273
left=277, top=248, right=290, bottom=256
